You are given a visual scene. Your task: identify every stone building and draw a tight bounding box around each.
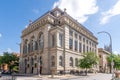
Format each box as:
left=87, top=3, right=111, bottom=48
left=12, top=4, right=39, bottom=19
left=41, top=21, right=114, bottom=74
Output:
left=19, top=7, right=98, bottom=74
left=98, top=48, right=110, bottom=73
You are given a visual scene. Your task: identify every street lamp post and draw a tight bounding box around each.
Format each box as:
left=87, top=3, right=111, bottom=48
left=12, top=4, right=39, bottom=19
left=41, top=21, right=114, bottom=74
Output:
left=98, top=31, right=114, bottom=79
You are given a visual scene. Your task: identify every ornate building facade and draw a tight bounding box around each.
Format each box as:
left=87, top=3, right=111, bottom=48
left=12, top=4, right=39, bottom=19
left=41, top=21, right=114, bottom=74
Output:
left=19, top=8, right=98, bottom=74
left=98, top=48, right=110, bottom=73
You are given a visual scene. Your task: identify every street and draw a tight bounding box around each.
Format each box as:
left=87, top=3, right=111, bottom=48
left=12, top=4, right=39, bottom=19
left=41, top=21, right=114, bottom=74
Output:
left=0, top=73, right=113, bottom=80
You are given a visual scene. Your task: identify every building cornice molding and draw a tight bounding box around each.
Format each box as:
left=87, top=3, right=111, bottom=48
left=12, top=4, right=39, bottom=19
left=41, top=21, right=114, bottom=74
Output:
left=60, top=16, right=98, bottom=43
left=21, top=8, right=97, bottom=43
left=98, top=48, right=111, bottom=55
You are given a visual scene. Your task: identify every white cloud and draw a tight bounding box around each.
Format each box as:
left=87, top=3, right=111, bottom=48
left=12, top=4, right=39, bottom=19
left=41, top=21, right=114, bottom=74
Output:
left=33, top=9, right=40, bottom=14
left=25, top=25, right=28, bottom=28
left=100, top=0, right=120, bottom=24
left=0, top=33, right=2, bottom=38
left=114, top=51, right=119, bottom=55
left=53, top=0, right=99, bottom=23
left=6, top=48, right=12, bottom=53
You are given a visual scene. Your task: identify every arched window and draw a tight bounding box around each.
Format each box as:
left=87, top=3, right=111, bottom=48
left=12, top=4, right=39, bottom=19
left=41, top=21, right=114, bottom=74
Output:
left=23, top=39, right=28, bottom=54
left=70, top=57, right=73, bottom=67
left=37, top=56, right=42, bottom=68
left=28, top=43, right=30, bottom=53
left=75, top=58, right=78, bottom=67
left=35, top=41, right=38, bottom=50
left=24, top=59, right=27, bottom=66
left=30, top=36, right=35, bottom=52
left=69, top=38, right=73, bottom=49
left=59, top=56, right=63, bottom=66
left=79, top=43, right=82, bottom=53
left=59, top=33, right=63, bottom=47
left=39, top=56, right=42, bottom=65
left=51, top=56, right=55, bottom=67
left=38, top=32, right=44, bottom=49
left=31, top=40, right=34, bottom=52
left=31, top=57, right=34, bottom=65
left=74, top=40, right=78, bottom=51
left=52, top=34, right=55, bottom=47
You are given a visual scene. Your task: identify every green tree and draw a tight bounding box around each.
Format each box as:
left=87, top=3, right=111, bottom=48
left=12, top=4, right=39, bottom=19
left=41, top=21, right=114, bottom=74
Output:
left=107, top=54, right=120, bottom=72
left=114, top=55, right=120, bottom=70
left=78, top=52, right=98, bottom=75
left=0, top=52, right=19, bottom=73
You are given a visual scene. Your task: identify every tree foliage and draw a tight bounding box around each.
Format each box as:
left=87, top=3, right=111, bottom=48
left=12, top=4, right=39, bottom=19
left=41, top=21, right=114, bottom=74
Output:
left=78, top=52, right=98, bottom=75
left=0, top=52, right=19, bottom=73
left=107, top=54, right=120, bottom=70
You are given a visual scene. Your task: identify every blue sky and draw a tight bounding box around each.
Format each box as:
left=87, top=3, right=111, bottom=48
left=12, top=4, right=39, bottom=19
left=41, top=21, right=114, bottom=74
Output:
left=0, top=0, right=120, bottom=54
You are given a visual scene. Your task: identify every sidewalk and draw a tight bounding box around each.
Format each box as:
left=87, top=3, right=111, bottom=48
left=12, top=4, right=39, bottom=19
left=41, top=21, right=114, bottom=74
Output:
left=16, top=73, right=113, bottom=80
left=33, top=73, right=99, bottom=79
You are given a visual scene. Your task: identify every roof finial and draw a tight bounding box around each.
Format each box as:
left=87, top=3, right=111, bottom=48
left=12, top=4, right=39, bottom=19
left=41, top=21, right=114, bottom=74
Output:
left=29, top=20, right=32, bottom=24
left=56, top=5, right=58, bottom=8
left=64, top=8, right=66, bottom=12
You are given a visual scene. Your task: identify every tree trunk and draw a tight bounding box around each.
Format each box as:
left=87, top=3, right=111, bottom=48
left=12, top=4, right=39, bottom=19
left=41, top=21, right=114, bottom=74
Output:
left=85, top=68, right=87, bottom=76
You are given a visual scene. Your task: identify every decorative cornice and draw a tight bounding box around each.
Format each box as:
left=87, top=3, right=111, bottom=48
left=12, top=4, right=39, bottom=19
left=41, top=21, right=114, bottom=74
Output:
left=21, top=8, right=97, bottom=43
left=60, top=16, right=98, bottom=43
left=98, top=48, right=111, bottom=55
left=21, top=15, right=54, bottom=38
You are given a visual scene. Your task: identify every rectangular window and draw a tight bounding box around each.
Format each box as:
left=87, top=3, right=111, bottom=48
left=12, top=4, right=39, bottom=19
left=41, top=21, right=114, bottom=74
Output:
left=35, top=63, right=37, bottom=68
left=83, top=38, right=85, bottom=43
left=89, top=41, right=91, bottom=46
left=28, top=44, right=30, bottom=53
left=52, top=35, right=55, bottom=47
left=90, top=47, right=91, bottom=51
left=51, top=62, right=55, bottom=67
left=59, top=33, right=63, bottom=47
left=87, top=46, right=88, bottom=52
left=79, top=35, right=81, bottom=41
left=75, top=33, right=77, bottom=39
left=79, top=43, right=81, bottom=52
left=83, top=44, right=85, bottom=53
left=59, top=56, right=63, bottom=66
left=95, top=44, right=96, bottom=48
left=27, top=64, right=29, bottom=68
left=75, top=40, right=78, bottom=51
left=69, top=30, right=73, bottom=37
left=35, top=41, right=38, bottom=50
left=69, top=38, right=73, bottom=49
left=86, top=40, right=88, bottom=44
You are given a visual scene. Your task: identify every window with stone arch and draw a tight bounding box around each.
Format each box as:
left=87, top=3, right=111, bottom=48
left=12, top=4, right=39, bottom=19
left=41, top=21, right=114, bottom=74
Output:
left=39, top=56, right=42, bottom=65
left=70, top=57, right=73, bottom=67
left=51, top=34, right=55, bottom=47
left=31, top=57, right=34, bottom=66
left=59, top=33, right=63, bottom=47
left=30, top=36, right=35, bottom=52
left=23, top=39, right=28, bottom=54
left=38, top=32, right=44, bottom=49
left=75, top=58, right=78, bottom=67
left=24, top=59, right=27, bottom=66
left=59, top=56, right=63, bottom=66
left=51, top=56, right=55, bottom=67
